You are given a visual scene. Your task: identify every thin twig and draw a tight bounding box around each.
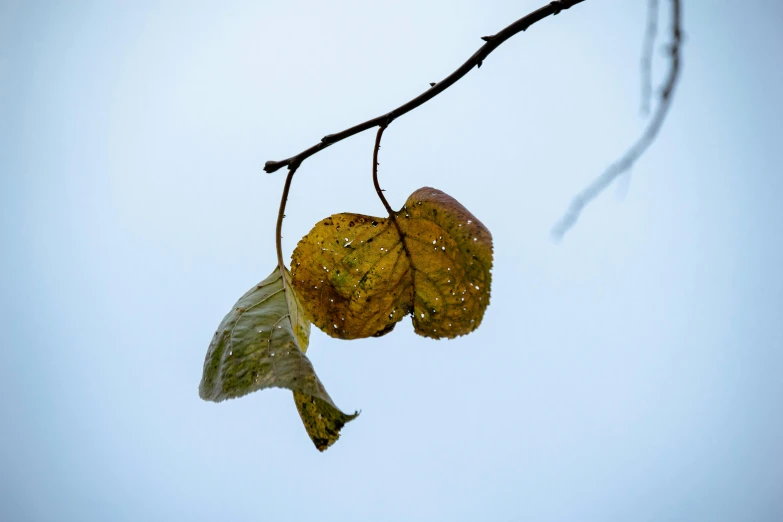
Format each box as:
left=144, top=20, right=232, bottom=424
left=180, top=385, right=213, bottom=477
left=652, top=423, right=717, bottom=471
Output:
left=552, top=0, right=682, bottom=240
left=372, top=125, right=395, bottom=217
left=640, top=0, right=659, bottom=115
left=264, top=0, right=586, bottom=174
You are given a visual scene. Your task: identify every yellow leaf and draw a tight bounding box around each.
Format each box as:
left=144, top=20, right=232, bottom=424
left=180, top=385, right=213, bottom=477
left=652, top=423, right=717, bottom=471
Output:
left=291, top=187, right=492, bottom=339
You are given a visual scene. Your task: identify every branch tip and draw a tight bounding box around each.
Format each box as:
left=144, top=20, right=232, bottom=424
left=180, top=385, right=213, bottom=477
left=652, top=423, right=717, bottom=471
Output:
left=264, top=160, right=286, bottom=174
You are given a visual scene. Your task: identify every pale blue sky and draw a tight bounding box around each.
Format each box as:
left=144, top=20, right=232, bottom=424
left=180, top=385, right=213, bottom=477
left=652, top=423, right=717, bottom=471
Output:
left=2, top=1, right=782, bottom=521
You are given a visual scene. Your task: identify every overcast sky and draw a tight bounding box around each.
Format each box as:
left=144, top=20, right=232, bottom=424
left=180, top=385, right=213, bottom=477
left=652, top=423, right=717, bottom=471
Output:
left=2, top=1, right=782, bottom=521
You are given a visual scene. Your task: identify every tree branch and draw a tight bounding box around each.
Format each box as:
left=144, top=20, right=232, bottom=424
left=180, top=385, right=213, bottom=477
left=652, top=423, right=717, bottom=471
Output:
left=552, top=0, right=682, bottom=240
left=264, top=0, right=586, bottom=174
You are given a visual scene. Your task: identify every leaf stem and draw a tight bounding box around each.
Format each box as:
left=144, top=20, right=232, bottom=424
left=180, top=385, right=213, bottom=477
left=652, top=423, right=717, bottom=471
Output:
left=264, top=0, right=586, bottom=174
left=276, top=163, right=299, bottom=274
left=372, top=125, right=395, bottom=217
left=369, top=124, right=415, bottom=308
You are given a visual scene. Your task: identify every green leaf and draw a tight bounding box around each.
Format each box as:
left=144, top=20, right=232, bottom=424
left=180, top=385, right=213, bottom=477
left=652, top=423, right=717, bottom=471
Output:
left=199, top=266, right=357, bottom=451
left=291, top=187, right=493, bottom=339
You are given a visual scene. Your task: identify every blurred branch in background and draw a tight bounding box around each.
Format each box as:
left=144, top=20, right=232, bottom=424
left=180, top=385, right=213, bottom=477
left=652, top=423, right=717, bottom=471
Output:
left=552, top=0, right=682, bottom=240
left=640, top=0, right=660, bottom=116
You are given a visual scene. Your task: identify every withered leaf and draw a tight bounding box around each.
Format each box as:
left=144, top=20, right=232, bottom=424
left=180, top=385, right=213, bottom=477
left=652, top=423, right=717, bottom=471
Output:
left=291, top=187, right=492, bottom=339
left=199, top=266, right=357, bottom=451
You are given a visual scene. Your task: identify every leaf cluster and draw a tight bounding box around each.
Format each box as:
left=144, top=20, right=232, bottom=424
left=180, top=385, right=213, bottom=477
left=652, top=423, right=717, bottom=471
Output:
left=199, top=186, right=493, bottom=450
